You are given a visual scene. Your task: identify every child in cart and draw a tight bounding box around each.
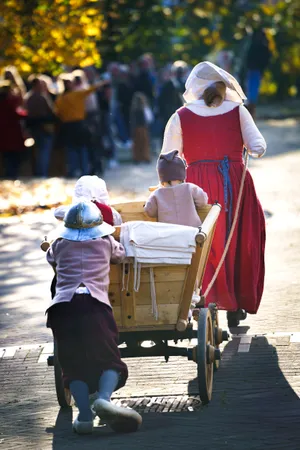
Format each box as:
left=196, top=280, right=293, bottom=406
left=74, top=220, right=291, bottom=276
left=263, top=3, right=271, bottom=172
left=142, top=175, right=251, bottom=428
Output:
left=144, top=150, right=208, bottom=227
left=144, top=149, right=208, bottom=308
left=46, top=201, right=142, bottom=434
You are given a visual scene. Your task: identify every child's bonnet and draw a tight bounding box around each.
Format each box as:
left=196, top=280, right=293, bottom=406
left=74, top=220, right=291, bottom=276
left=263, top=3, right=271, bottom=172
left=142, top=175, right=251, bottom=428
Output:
left=54, top=176, right=122, bottom=226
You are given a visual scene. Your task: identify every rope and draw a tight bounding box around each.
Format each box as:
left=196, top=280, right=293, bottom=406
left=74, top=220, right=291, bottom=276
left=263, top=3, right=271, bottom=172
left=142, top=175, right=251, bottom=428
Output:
left=149, top=267, right=159, bottom=320
left=203, top=151, right=249, bottom=298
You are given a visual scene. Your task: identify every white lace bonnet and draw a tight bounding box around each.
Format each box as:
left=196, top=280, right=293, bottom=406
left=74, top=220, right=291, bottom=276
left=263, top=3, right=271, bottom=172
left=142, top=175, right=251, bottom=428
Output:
left=183, top=61, right=247, bottom=104
left=73, top=175, right=109, bottom=205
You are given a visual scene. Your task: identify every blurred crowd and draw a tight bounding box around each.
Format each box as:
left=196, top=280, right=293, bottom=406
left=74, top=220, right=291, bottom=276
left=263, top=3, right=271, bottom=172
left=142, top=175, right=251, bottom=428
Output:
left=0, top=54, right=191, bottom=179
left=0, top=30, right=271, bottom=179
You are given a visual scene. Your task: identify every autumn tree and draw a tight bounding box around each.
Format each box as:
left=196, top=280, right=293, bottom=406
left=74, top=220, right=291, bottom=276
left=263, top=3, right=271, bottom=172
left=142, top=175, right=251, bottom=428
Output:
left=0, top=0, right=103, bottom=75
left=99, top=0, right=175, bottom=66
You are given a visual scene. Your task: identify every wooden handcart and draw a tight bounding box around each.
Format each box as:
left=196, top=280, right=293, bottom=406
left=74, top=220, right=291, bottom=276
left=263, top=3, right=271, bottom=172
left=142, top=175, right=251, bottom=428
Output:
left=47, top=201, right=229, bottom=408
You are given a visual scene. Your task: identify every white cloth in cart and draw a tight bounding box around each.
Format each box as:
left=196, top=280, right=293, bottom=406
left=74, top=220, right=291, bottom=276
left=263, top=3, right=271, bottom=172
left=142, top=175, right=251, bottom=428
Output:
left=127, top=221, right=197, bottom=249
left=121, top=221, right=198, bottom=259
left=120, top=221, right=199, bottom=320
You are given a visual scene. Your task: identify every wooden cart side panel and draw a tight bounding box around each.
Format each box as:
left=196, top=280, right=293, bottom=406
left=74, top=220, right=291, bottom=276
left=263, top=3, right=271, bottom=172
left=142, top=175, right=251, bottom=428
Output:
left=114, top=265, right=188, bottom=329
left=112, top=201, right=212, bottom=225
left=110, top=279, right=186, bottom=307
left=196, top=222, right=217, bottom=291
left=112, top=201, right=156, bottom=224
left=119, top=263, right=136, bottom=328
left=177, top=243, right=204, bottom=329
left=135, top=304, right=179, bottom=326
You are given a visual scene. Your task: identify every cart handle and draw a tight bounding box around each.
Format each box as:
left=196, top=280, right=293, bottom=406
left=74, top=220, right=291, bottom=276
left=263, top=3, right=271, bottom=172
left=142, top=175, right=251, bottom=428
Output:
left=195, top=203, right=222, bottom=245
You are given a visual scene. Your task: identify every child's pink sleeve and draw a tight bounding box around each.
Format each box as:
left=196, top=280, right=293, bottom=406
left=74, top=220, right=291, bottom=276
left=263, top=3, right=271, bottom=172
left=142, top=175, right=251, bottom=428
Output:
left=109, top=236, right=126, bottom=264
left=191, top=184, right=208, bottom=207
left=46, top=246, right=56, bottom=267
left=144, top=193, right=158, bottom=218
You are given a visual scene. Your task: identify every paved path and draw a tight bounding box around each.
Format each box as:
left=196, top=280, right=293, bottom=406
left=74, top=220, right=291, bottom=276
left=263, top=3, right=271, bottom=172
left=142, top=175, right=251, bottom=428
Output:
left=1, top=335, right=300, bottom=449
left=0, top=118, right=300, bottom=448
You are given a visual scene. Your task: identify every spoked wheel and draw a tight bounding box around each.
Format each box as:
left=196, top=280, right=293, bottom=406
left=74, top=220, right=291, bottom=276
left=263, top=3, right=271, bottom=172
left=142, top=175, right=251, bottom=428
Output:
left=197, top=308, right=214, bottom=405
left=208, top=304, right=220, bottom=372
left=208, top=303, right=229, bottom=372
left=54, top=341, right=72, bottom=408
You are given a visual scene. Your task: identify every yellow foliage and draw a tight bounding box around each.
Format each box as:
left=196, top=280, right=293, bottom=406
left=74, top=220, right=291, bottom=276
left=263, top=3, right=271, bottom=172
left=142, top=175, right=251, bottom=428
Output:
left=219, top=7, right=229, bottom=16
left=85, top=26, right=100, bottom=37
left=204, top=37, right=213, bottom=46
left=199, top=28, right=209, bottom=37
left=260, top=70, right=278, bottom=96
left=265, top=29, right=278, bottom=57
left=20, top=62, right=31, bottom=73
left=281, top=62, right=290, bottom=73
left=260, top=4, right=275, bottom=16
left=0, top=0, right=102, bottom=75
left=193, top=8, right=208, bottom=18
left=288, top=86, right=297, bottom=97
left=86, top=8, right=99, bottom=16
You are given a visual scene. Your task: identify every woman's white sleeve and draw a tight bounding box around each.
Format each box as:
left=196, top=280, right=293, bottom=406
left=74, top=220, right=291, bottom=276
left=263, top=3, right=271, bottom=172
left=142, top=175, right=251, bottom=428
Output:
left=239, top=105, right=267, bottom=157
left=161, top=113, right=183, bottom=156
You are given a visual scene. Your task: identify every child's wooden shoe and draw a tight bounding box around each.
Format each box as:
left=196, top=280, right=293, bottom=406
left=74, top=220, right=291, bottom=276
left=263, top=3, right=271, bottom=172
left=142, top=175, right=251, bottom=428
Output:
left=72, top=416, right=94, bottom=434
left=93, top=398, right=142, bottom=433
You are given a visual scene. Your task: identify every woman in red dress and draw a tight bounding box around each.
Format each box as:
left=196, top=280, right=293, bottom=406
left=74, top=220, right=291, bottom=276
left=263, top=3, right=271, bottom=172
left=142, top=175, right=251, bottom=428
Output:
left=161, top=62, right=266, bottom=327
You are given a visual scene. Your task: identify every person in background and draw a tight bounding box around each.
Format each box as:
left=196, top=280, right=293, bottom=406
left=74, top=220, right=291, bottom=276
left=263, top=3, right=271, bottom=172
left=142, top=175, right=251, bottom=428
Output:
left=245, top=29, right=271, bottom=119
left=130, top=91, right=152, bottom=164
left=116, top=65, right=134, bottom=147
left=216, top=49, right=234, bottom=73
left=158, top=61, right=187, bottom=140
left=2, top=66, right=26, bottom=107
left=72, top=69, right=103, bottom=176
left=25, top=76, right=55, bottom=177
left=0, top=80, right=26, bottom=179
left=97, top=72, right=118, bottom=170
left=54, top=74, right=107, bottom=178
left=135, top=55, right=155, bottom=109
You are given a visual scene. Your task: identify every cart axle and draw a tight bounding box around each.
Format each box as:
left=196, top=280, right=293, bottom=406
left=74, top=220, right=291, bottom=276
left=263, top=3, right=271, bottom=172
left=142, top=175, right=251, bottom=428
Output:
left=120, top=345, right=189, bottom=359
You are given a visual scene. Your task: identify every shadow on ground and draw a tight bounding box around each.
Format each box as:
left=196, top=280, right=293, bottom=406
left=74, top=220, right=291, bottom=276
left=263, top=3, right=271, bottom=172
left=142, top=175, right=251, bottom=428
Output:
left=45, top=336, right=300, bottom=450
left=0, top=221, right=54, bottom=344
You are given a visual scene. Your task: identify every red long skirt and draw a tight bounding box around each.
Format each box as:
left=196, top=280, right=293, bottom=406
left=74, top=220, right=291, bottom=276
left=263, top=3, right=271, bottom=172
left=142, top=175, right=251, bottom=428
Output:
left=187, top=161, right=266, bottom=313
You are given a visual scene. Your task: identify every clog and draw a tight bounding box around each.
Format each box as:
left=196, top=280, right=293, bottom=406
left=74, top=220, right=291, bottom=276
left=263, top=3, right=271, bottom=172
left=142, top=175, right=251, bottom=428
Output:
left=72, top=416, right=94, bottom=434
left=93, top=398, right=142, bottom=433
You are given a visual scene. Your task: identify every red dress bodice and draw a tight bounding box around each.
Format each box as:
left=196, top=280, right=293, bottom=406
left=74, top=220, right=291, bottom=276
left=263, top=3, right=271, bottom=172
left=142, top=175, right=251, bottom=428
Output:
left=177, top=106, right=244, bottom=164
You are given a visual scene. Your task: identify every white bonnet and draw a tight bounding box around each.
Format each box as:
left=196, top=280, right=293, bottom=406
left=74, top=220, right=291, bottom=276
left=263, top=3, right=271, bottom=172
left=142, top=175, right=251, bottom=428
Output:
left=72, top=175, right=110, bottom=205
left=183, top=61, right=246, bottom=104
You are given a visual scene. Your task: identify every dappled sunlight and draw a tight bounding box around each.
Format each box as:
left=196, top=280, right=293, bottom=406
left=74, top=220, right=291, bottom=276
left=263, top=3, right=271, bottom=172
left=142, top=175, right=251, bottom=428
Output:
left=257, top=118, right=300, bottom=158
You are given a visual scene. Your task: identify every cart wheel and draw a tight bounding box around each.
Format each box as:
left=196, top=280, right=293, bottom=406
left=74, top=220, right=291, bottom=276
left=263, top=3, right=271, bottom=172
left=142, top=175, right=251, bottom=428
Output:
left=208, top=303, right=220, bottom=372
left=54, top=341, right=72, bottom=408
left=197, top=308, right=214, bottom=405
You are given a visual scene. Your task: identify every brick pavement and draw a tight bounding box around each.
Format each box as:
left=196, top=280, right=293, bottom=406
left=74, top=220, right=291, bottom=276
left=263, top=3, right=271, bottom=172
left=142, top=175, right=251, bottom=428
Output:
left=0, top=335, right=300, bottom=449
